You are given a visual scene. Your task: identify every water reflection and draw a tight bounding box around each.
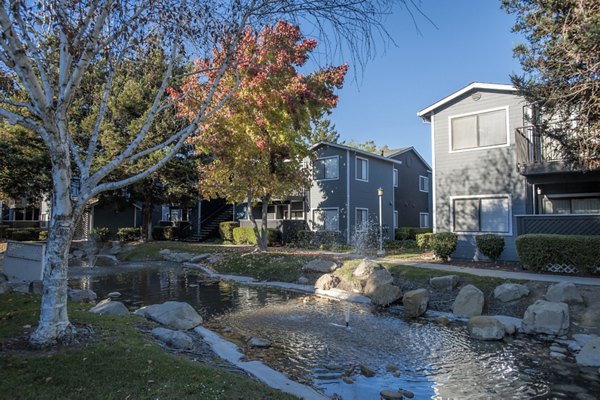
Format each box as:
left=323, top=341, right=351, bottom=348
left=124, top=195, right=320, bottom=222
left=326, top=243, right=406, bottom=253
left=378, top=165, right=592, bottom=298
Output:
left=69, top=264, right=600, bottom=400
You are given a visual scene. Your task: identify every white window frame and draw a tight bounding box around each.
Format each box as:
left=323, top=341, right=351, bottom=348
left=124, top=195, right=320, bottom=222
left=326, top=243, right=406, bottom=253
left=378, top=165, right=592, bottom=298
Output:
left=313, top=155, right=339, bottom=181
left=393, top=168, right=398, bottom=187
left=355, top=207, right=369, bottom=232
left=355, top=156, right=369, bottom=182
left=311, top=207, right=340, bottom=232
left=419, top=212, right=430, bottom=228
left=450, top=194, right=512, bottom=236
left=448, top=106, right=510, bottom=153
left=419, top=175, right=429, bottom=193
left=394, top=210, right=398, bottom=229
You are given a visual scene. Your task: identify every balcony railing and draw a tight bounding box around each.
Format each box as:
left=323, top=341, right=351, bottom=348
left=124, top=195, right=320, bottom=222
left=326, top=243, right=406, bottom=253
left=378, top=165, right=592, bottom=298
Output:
left=516, top=125, right=566, bottom=173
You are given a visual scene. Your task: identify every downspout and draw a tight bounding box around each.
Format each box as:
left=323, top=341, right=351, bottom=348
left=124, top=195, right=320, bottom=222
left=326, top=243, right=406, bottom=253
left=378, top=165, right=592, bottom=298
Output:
left=346, top=150, right=351, bottom=243
left=430, top=111, right=437, bottom=232
left=532, top=184, right=537, bottom=215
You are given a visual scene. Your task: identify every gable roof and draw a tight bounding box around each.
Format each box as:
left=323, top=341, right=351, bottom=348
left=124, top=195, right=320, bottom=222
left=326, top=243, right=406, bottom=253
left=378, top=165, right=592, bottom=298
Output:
left=381, top=147, right=409, bottom=157
left=385, top=146, right=431, bottom=172
left=417, top=82, right=516, bottom=122
left=310, top=142, right=404, bottom=165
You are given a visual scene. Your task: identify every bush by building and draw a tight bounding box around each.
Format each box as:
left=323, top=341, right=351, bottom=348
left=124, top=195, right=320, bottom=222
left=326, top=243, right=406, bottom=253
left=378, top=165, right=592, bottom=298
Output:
left=395, top=227, right=432, bottom=241
left=232, top=227, right=279, bottom=246
left=151, top=226, right=175, bottom=241
left=117, top=227, right=141, bottom=242
left=516, top=234, right=600, bottom=273
left=90, top=227, right=111, bottom=242
left=430, top=232, right=457, bottom=261
left=219, top=221, right=239, bottom=242
left=475, top=234, right=505, bottom=261
left=416, top=232, right=433, bottom=250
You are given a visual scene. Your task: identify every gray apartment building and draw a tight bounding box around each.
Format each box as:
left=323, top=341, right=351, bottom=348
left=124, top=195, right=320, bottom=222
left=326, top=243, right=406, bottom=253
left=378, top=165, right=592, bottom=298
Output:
left=418, top=82, right=600, bottom=261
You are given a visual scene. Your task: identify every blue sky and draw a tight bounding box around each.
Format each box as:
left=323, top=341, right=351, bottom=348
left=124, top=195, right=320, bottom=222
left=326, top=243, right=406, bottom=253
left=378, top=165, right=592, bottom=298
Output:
left=326, top=0, right=524, bottom=164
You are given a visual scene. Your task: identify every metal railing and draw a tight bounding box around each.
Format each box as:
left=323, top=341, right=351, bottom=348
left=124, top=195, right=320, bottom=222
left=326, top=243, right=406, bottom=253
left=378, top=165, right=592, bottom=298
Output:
left=515, top=125, right=565, bottom=168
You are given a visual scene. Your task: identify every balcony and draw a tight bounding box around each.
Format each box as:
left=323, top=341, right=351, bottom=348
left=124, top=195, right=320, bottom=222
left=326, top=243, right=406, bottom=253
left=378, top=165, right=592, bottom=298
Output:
left=515, top=125, right=567, bottom=175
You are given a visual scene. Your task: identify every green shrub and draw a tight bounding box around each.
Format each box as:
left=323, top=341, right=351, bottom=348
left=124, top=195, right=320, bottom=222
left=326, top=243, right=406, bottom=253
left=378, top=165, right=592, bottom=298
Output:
left=219, top=221, right=239, bottom=242
left=38, top=230, right=48, bottom=241
left=0, top=224, right=9, bottom=239
left=151, top=226, right=175, bottom=241
left=516, top=234, right=600, bottom=273
left=430, top=232, right=457, bottom=261
left=476, top=234, right=505, bottom=261
left=416, top=232, right=433, bottom=250
left=6, top=228, right=41, bottom=241
left=232, top=227, right=279, bottom=246
left=117, top=227, right=140, bottom=242
left=395, top=227, right=432, bottom=241
left=90, top=227, right=111, bottom=242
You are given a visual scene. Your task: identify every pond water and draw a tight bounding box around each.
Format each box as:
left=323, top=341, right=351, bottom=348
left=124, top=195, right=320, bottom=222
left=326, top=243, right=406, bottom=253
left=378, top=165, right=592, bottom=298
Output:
left=69, top=263, right=600, bottom=400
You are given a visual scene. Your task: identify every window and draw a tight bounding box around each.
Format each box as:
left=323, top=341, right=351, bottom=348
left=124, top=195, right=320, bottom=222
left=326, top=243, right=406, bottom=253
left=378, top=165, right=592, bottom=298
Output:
left=355, top=208, right=369, bottom=231
left=543, top=196, right=600, bottom=214
left=393, top=169, right=398, bottom=187
left=419, top=176, right=429, bottom=193
left=356, top=157, right=368, bottom=181
left=314, top=156, right=339, bottom=180
left=394, top=210, right=398, bottom=229
left=313, top=208, right=339, bottom=231
left=420, top=212, right=429, bottom=228
left=450, top=108, right=508, bottom=151
left=452, top=195, right=511, bottom=234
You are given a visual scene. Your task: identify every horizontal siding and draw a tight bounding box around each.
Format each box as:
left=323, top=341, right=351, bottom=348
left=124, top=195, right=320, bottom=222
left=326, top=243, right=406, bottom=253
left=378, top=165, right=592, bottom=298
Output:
left=432, top=89, right=529, bottom=261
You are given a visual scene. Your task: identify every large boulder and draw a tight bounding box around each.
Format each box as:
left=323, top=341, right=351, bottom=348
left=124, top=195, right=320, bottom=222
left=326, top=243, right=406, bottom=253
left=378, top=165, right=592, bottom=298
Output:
left=522, top=300, right=569, bottom=336
left=134, top=301, right=203, bottom=330
left=467, top=316, right=505, bottom=340
left=302, top=259, right=338, bottom=273
left=89, top=299, right=129, bottom=316
left=493, top=283, right=529, bottom=302
left=545, top=282, right=584, bottom=305
left=68, top=288, right=98, bottom=302
left=429, top=275, right=459, bottom=291
left=402, top=289, right=429, bottom=318
left=369, top=284, right=401, bottom=306
left=363, top=268, right=394, bottom=295
left=576, top=336, right=600, bottom=367
left=492, top=315, right=522, bottom=335
left=314, top=274, right=340, bottom=291
left=352, top=259, right=382, bottom=279
left=452, top=285, right=484, bottom=318
left=152, top=327, right=194, bottom=350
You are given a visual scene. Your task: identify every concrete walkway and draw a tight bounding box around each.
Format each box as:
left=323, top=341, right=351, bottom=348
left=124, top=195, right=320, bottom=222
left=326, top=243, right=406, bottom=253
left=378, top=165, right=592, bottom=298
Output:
left=387, top=259, right=600, bottom=286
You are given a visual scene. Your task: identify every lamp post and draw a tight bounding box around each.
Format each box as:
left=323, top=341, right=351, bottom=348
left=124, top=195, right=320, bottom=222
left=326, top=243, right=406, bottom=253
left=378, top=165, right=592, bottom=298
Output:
left=377, top=187, right=385, bottom=256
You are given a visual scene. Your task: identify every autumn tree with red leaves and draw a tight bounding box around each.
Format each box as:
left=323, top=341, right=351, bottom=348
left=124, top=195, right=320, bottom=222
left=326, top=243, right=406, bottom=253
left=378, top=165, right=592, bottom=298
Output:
left=177, top=21, right=347, bottom=250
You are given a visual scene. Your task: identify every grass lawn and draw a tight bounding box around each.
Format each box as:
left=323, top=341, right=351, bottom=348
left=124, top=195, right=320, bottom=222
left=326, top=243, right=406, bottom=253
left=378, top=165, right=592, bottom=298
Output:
left=119, top=242, right=339, bottom=282
left=0, top=293, right=297, bottom=400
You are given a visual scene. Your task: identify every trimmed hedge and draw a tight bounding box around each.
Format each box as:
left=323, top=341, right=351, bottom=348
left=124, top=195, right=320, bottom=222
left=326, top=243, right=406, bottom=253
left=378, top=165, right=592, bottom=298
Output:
left=151, top=226, right=175, bottom=241
left=395, top=227, right=432, bottom=241
left=416, top=232, right=433, bottom=250
left=91, top=227, right=111, bottom=242
left=5, top=227, right=42, bottom=241
left=219, top=221, right=239, bottom=242
left=232, top=227, right=279, bottom=246
left=476, top=234, right=505, bottom=261
left=117, top=227, right=141, bottom=242
left=516, top=234, right=600, bottom=273
left=430, top=232, right=457, bottom=261
left=38, top=230, right=48, bottom=241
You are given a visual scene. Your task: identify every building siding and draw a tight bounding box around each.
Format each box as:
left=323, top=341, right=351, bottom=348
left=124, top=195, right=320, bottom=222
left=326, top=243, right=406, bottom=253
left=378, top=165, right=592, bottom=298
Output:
left=390, top=150, right=432, bottom=228
left=431, top=89, right=529, bottom=261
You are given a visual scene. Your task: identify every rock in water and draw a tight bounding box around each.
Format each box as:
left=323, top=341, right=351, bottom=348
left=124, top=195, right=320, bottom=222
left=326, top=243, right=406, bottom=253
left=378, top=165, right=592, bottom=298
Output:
left=247, top=337, right=271, bottom=348
left=576, top=337, right=600, bottom=367
left=352, top=259, right=382, bottom=278
left=402, top=289, right=429, bottom=318
left=522, top=300, right=569, bottom=336
left=314, top=274, right=340, bottom=290
left=467, top=316, right=505, bottom=340
left=369, top=284, right=401, bottom=306
left=134, top=301, right=202, bottom=330
left=452, top=285, right=484, bottom=317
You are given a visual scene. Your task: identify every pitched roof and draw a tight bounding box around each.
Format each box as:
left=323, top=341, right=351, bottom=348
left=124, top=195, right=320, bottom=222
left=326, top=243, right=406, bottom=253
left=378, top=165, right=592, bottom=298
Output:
left=310, top=142, right=404, bottom=165
left=384, top=146, right=431, bottom=172
left=417, top=82, right=516, bottom=122
left=381, top=147, right=409, bottom=157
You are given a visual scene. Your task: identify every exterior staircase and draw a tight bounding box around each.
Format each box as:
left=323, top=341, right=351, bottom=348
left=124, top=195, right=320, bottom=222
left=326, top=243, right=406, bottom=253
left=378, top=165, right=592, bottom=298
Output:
left=187, top=205, right=233, bottom=242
